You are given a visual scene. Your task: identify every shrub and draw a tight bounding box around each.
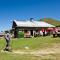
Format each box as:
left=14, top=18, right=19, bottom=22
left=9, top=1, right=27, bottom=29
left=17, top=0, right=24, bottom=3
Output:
left=18, top=31, right=24, bottom=38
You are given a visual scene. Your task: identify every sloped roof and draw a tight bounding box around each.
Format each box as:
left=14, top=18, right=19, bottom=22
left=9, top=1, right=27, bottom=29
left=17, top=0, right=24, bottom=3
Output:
left=13, top=20, right=55, bottom=27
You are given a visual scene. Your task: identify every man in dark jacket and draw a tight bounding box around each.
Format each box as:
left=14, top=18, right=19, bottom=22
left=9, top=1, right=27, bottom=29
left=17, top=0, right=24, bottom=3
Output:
left=4, top=32, right=11, bottom=51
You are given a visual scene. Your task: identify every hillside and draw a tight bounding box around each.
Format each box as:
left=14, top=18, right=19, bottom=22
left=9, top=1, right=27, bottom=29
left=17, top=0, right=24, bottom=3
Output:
left=40, top=18, right=60, bottom=26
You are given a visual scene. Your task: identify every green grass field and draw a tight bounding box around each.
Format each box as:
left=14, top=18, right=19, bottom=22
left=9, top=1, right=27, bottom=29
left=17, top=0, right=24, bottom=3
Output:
left=0, top=36, right=60, bottom=60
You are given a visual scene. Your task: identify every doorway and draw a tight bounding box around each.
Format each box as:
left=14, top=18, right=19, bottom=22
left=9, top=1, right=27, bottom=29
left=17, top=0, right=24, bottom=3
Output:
left=30, top=30, right=33, bottom=36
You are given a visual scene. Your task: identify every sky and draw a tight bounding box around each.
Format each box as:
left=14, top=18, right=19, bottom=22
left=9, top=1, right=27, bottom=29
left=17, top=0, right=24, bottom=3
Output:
left=0, top=0, right=60, bottom=32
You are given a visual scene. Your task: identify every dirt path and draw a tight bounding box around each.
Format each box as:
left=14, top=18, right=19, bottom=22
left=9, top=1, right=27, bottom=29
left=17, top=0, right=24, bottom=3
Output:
left=12, top=48, right=60, bottom=56
left=12, top=44, right=60, bottom=56
left=1, top=44, right=60, bottom=56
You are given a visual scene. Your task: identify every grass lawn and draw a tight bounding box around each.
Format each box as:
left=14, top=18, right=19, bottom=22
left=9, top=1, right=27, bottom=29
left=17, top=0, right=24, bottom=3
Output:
left=0, top=36, right=60, bottom=60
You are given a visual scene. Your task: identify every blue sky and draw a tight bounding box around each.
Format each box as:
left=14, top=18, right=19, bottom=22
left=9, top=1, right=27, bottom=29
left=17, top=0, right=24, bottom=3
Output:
left=0, top=0, right=60, bottom=32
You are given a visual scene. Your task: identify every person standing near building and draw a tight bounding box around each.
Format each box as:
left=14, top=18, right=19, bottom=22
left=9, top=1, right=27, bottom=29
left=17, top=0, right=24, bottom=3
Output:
left=4, top=32, right=11, bottom=51
left=42, top=28, right=45, bottom=36
left=53, top=28, right=56, bottom=37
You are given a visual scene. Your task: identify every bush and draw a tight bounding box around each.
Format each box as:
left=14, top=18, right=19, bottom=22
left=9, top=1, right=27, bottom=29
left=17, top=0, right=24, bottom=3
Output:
left=18, top=31, right=24, bottom=38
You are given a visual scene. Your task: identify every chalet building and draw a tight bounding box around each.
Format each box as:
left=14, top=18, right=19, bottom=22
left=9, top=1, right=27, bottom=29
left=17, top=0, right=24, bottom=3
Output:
left=12, top=20, right=55, bottom=38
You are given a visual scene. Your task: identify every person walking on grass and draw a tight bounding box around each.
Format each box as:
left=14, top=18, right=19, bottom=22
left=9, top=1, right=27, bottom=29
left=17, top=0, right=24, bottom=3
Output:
left=4, top=31, right=11, bottom=52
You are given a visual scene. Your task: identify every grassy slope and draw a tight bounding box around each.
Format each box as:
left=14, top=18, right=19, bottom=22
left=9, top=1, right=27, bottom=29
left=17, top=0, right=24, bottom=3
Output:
left=11, top=37, right=60, bottom=50
left=0, top=36, right=60, bottom=60
left=40, top=18, right=60, bottom=26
